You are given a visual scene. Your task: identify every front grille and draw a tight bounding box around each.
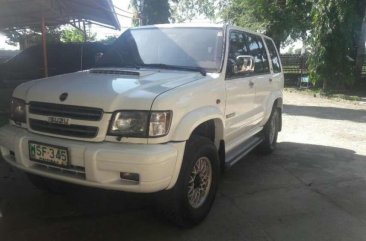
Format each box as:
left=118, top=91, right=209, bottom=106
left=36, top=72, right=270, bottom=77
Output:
left=30, top=119, right=98, bottom=138
left=29, top=102, right=103, bottom=121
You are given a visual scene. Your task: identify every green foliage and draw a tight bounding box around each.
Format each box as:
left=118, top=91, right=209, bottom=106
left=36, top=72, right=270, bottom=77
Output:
left=3, top=25, right=98, bottom=49
left=3, top=27, right=62, bottom=49
left=130, top=0, right=171, bottom=25
left=308, top=0, right=359, bottom=89
left=61, top=28, right=96, bottom=43
left=223, top=0, right=312, bottom=49
left=170, top=0, right=227, bottom=22
left=99, top=36, right=118, bottom=45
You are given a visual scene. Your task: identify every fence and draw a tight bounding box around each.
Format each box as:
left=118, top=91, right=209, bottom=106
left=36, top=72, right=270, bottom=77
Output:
left=280, top=54, right=366, bottom=86
left=0, top=50, right=19, bottom=64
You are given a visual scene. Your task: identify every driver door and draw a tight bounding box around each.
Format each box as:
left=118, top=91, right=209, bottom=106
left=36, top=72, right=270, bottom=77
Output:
left=224, top=30, right=257, bottom=148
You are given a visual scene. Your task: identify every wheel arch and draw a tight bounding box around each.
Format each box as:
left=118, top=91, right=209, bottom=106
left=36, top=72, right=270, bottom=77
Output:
left=261, top=92, right=283, bottom=127
left=171, top=106, right=225, bottom=148
left=167, top=107, right=225, bottom=189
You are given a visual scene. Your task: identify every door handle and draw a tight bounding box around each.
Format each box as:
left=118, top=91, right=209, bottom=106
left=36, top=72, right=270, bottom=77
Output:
left=249, top=81, right=254, bottom=88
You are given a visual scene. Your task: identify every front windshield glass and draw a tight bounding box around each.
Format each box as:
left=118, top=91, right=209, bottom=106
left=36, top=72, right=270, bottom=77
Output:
left=97, top=27, right=225, bottom=72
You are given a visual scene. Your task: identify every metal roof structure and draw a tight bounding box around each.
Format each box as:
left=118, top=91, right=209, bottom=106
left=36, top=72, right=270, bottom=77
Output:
left=0, top=0, right=120, bottom=30
left=0, top=0, right=122, bottom=77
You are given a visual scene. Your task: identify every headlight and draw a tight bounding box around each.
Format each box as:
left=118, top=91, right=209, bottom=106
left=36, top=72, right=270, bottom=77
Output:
left=10, top=98, right=26, bottom=123
left=109, top=111, right=149, bottom=137
left=108, top=110, right=172, bottom=138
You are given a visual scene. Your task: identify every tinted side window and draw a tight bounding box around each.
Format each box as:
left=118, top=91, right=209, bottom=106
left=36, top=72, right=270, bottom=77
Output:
left=227, top=31, right=270, bottom=78
left=247, top=34, right=270, bottom=74
left=265, top=38, right=281, bottom=73
left=226, top=31, right=251, bottom=78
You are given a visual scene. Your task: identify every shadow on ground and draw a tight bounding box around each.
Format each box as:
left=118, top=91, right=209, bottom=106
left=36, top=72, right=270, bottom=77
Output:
left=1, top=142, right=366, bottom=241
left=284, top=104, right=366, bottom=122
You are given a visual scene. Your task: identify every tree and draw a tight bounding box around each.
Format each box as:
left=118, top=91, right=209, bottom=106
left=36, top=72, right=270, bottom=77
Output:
left=61, top=28, right=96, bottom=43
left=222, top=0, right=312, bottom=50
left=354, top=2, right=366, bottom=85
left=3, top=27, right=62, bottom=50
left=99, top=36, right=118, bottom=45
left=130, top=0, right=171, bottom=25
left=308, top=0, right=362, bottom=90
left=170, top=0, right=225, bottom=23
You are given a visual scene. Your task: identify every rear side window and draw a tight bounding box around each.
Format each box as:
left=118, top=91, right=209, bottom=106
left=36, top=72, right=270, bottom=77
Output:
left=265, top=38, right=281, bottom=73
left=246, top=34, right=270, bottom=74
left=227, top=31, right=270, bottom=78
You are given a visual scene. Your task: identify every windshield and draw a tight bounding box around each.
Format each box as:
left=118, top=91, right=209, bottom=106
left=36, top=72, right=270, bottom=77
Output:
left=97, top=27, right=225, bottom=72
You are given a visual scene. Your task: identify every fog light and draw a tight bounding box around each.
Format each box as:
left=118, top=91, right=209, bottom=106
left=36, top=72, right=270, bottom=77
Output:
left=120, top=172, right=139, bottom=182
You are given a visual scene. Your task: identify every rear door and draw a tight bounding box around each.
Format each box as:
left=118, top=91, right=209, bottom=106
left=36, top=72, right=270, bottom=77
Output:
left=248, top=35, right=272, bottom=125
left=264, top=37, right=283, bottom=88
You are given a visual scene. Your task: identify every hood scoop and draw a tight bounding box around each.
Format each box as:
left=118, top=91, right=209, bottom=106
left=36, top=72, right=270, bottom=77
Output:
left=90, top=69, right=140, bottom=76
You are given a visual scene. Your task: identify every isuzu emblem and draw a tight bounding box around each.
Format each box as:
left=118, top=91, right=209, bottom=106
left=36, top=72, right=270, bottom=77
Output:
left=48, top=116, right=70, bottom=125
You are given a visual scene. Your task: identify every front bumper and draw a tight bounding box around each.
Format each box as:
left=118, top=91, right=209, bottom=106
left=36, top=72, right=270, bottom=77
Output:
left=0, top=125, right=186, bottom=193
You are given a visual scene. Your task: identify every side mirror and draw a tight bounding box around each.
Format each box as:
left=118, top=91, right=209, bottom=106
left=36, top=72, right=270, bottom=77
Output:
left=234, top=55, right=255, bottom=74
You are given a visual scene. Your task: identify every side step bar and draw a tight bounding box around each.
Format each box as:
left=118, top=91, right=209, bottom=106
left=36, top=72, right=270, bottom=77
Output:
left=225, top=135, right=263, bottom=168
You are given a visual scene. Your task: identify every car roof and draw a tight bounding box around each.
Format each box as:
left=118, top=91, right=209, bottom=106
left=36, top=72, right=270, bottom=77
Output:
left=130, top=23, right=270, bottom=39
left=131, top=23, right=225, bottom=30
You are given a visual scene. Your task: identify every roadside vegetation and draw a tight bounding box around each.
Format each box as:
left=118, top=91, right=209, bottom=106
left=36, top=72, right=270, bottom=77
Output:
left=285, top=87, right=366, bottom=103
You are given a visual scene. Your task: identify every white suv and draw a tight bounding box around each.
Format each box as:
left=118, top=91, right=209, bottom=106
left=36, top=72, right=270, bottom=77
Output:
left=0, top=24, right=283, bottom=226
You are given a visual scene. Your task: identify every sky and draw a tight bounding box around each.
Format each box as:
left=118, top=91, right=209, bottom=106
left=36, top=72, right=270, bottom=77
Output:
left=91, top=0, right=132, bottom=40
left=0, top=0, right=132, bottom=50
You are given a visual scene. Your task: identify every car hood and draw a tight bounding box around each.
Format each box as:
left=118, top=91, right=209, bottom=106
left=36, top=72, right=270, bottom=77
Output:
left=13, top=68, right=204, bottom=111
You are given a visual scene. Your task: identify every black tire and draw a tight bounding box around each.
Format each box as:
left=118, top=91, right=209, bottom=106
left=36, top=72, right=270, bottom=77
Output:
left=258, top=107, right=280, bottom=154
left=159, top=135, right=220, bottom=227
left=26, top=173, right=74, bottom=194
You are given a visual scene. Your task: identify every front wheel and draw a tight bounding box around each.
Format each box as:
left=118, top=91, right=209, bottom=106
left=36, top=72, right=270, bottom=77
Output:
left=160, top=136, right=220, bottom=227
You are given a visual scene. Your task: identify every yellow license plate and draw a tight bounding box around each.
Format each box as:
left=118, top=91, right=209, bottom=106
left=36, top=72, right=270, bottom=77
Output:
left=29, top=141, right=69, bottom=167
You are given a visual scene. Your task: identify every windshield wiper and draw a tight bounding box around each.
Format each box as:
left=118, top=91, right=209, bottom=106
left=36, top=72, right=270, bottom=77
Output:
left=137, top=63, right=207, bottom=76
left=95, top=64, right=141, bottom=69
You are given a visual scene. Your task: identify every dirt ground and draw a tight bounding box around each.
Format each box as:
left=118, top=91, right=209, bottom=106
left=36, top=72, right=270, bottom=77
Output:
left=280, top=91, right=366, bottom=156
left=0, top=90, right=366, bottom=241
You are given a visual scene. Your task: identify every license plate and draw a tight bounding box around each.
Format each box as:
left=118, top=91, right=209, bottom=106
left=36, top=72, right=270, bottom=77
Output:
left=29, top=141, right=69, bottom=167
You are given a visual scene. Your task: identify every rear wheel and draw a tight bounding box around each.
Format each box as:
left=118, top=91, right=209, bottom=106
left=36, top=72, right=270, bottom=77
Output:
left=26, top=173, right=74, bottom=194
left=160, top=136, right=219, bottom=227
left=258, top=108, right=280, bottom=154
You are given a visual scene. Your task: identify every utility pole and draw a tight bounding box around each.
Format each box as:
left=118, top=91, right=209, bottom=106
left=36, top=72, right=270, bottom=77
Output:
left=138, top=0, right=145, bottom=26
left=355, top=9, right=366, bottom=85
left=41, top=16, right=48, bottom=77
